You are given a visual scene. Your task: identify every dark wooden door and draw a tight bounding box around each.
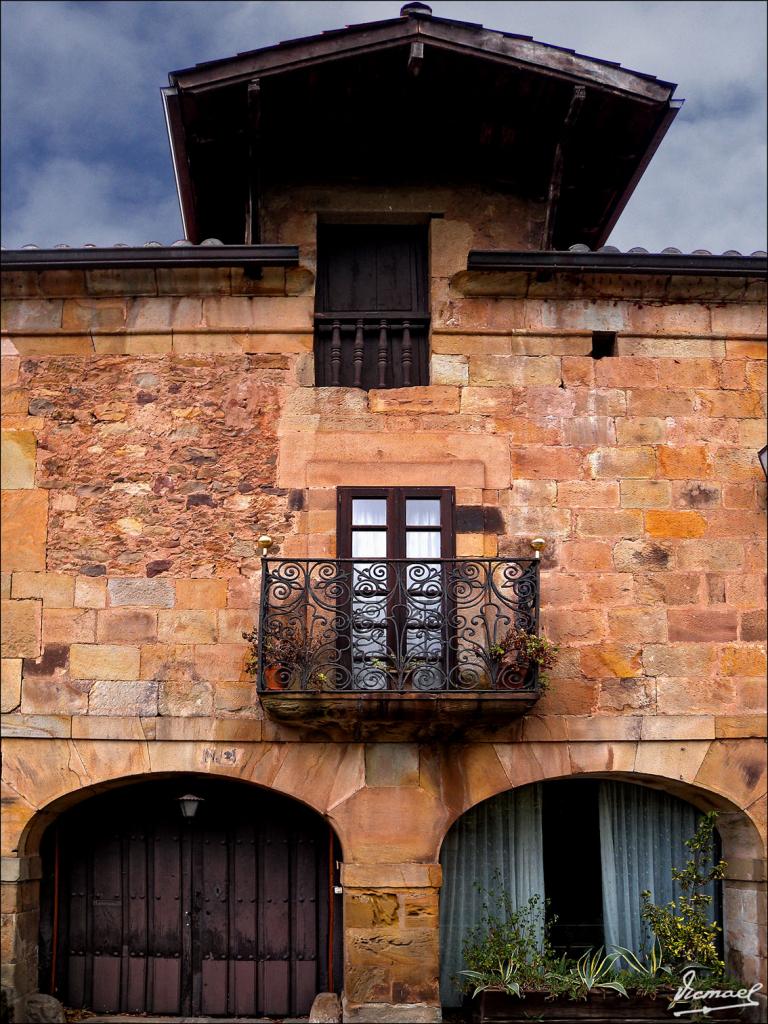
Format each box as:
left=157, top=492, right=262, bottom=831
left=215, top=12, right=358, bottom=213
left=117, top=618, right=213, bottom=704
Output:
left=40, top=779, right=341, bottom=1017
left=315, top=224, right=430, bottom=388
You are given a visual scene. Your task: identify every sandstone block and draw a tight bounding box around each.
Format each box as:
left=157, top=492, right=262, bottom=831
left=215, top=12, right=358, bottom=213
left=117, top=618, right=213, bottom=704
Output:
left=9, top=333, right=93, bottom=356
left=194, top=644, right=247, bottom=681
left=584, top=573, right=635, bottom=605
left=594, top=357, right=658, bottom=387
left=563, top=416, right=616, bottom=446
left=619, top=480, right=672, bottom=509
left=505, top=507, right=572, bottom=537
left=560, top=541, right=614, bottom=572
left=719, top=646, right=767, bottom=677
left=88, top=680, right=158, bottom=716
left=556, top=481, right=619, bottom=508
left=97, top=608, right=158, bottom=643
left=726, top=340, right=767, bottom=359
left=74, top=575, right=107, bottom=609
left=1, top=299, right=63, bottom=331
left=469, top=355, right=561, bottom=386
left=609, top=606, right=667, bottom=643
left=657, top=357, right=720, bottom=388
left=580, top=644, right=642, bottom=678
left=656, top=445, right=711, bottom=480
left=139, top=643, right=196, bottom=680
left=1, top=659, right=22, bottom=712
left=588, top=447, right=656, bottom=480
left=644, top=510, right=707, bottom=538
left=643, top=644, right=717, bottom=677
left=429, top=354, right=468, bottom=385
left=0, top=600, right=41, bottom=658
left=10, top=572, right=73, bottom=607
left=368, top=387, right=459, bottom=414
left=540, top=573, right=586, bottom=606
left=62, top=297, right=126, bottom=331
left=431, top=334, right=510, bottom=356
left=711, top=448, right=764, bottom=481
left=175, top=577, right=228, bottom=609
left=697, top=390, right=763, bottom=418
left=573, top=388, right=627, bottom=417
left=542, top=608, right=604, bottom=644
left=310, top=992, right=342, bottom=1024
left=613, top=539, right=675, bottom=572
left=158, top=677, right=214, bottom=716
left=508, top=480, right=557, bottom=506
left=561, top=356, right=594, bottom=387
left=70, top=643, right=140, bottom=680
left=493, top=416, right=562, bottom=444
left=107, top=578, right=174, bottom=607
left=92, top=333, right=171, bottom=355
left=365, top=745, right=420, bottom=787
left=676, top=539, right=744, bottom=571
left=628, top=389, right=696, bottom=417
left=172, top=332, right=243, bottom=355
left=576, top=510, right=643, bottom=538
left=668, top=610, right=738, bottom=642
left=0, top=431, right=36, bottom=489
left=511, top=447, right=585, bottom=481
left=0, top=490, right=48, bottom=571
left=42, top=608, right=96, bottom=644
left=21, top=675, right=89, bottom=715
left=616, top=417, right=666, bottom=445
left=740, top=610, right=766, bottom=642
left=158, top=609, right=217, bottom=644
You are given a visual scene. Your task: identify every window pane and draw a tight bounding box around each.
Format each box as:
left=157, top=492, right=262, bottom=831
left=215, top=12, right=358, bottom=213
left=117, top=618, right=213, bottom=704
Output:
left=352, top=498, right=387, bottom=526
left=353, top=530, right=387, bottom=557
left=406, top=531, right=441, bottom=559
left=406, top=498, right=441, bottom=526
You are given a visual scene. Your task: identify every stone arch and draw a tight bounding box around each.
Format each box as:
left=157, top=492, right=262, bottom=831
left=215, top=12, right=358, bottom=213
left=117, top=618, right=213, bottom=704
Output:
left=2, top=738, right=365, bottom=862
left=436, top=740, right=767, bottom=987
left=22, top=770, right=345, bottom=1018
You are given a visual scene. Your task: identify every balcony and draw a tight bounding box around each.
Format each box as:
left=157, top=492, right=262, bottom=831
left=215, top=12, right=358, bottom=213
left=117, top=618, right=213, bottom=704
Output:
left=257, top=557, right=542, bottom=739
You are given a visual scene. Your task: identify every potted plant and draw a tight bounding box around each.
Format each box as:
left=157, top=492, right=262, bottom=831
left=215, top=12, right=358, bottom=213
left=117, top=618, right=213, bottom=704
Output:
left=488, top=627, right=559, bottom=689
left=243, top=623, right=329, bottom=690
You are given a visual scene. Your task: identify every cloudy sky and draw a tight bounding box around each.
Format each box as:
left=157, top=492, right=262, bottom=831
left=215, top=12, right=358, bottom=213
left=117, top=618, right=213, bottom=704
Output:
left=2, top=0, right=766, bottom=253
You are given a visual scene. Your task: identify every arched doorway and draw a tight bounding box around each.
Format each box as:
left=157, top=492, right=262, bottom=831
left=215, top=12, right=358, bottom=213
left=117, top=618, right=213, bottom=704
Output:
left=38, top=776, right=343, bottom=1017
left=438, top=778, right=724, bottom=1007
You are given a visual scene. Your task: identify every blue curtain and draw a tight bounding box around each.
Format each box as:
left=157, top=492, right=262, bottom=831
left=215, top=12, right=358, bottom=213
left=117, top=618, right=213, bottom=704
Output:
left=598, top=781, right=717, bottom=954
left=438, top=785, right=544, bottom=1007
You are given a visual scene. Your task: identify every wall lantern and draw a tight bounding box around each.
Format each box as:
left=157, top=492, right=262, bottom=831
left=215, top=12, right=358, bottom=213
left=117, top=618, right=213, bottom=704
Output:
left=177, top=793, right=204, bottom=820
left=759, top=445, right=767, bottom=477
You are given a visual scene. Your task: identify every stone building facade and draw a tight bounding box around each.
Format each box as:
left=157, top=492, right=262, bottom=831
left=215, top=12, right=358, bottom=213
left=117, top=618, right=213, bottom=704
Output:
left=1, top=6, right=766, bottom=1022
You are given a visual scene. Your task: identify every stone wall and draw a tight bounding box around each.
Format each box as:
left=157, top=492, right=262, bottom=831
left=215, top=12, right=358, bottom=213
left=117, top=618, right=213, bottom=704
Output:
left=1, top=235, right=766, bottom=1018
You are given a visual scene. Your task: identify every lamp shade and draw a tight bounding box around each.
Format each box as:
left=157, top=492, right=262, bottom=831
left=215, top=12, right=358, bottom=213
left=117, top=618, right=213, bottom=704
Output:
left=177, top=793, right=204, bottom=819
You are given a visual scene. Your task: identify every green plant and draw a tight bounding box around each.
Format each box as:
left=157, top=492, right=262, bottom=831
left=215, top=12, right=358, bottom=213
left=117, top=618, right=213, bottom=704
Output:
left=640, top=811, right=727, bottom=974
left=460, top=892, right=561, bottom=996
left=242, top=623, right=328, bottom=687
left=571, top=948, right=628, bottom=998
left=612, top=938, right=670, bottom=980
left=460, top=957, right=522, bottom=999
left=490, top=628, right=559, bottom=685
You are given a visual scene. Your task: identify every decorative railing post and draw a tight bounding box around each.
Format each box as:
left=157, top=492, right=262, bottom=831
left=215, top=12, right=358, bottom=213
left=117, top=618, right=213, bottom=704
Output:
left=256, top=535, right=273, bottom=690
left=401, top=320, right=412, bottom=387
left=330, top=320, right=342, bottom=386
left=353, top=319, right=364, bottom=387
left=378, top=320, right=389, bottom=387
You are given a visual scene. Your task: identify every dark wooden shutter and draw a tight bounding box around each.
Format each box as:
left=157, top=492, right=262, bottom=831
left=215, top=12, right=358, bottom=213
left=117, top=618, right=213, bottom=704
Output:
left=315, top=226, right=430, bottom=388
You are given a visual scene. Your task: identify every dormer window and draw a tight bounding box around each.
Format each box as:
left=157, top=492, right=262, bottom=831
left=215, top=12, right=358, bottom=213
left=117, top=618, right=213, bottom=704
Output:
left=314, top=225, right=430, bottom=388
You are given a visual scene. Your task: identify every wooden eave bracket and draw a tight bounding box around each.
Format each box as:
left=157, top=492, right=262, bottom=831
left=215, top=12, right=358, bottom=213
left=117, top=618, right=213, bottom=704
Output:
left=543, top=84, right=586, bottom=249
left=408, top=41, right=424, bottom=75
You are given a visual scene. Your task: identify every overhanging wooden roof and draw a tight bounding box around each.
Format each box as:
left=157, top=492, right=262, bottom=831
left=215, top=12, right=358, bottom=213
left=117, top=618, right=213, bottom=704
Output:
left=164, top=6, right=680, bottom=248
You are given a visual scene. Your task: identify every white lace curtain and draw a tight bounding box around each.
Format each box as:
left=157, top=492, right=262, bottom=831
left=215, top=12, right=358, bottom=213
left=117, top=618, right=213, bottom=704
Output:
left=598, top=781, right=716, bottom=952
left=438, top=785, right=544, bottom=1007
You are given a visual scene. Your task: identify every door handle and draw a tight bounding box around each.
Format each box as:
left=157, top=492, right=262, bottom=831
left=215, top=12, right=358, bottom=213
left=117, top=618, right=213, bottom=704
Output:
left=184, top=909, right=191, bottom=928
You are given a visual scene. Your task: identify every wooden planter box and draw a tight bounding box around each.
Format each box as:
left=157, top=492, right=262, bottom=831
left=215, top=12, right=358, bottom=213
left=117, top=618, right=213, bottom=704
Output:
left=472, top=988, right=749, bottom=1022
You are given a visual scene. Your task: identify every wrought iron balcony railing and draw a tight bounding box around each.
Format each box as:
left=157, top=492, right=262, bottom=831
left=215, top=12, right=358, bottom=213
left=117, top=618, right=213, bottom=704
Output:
left=257, top=558, right=541, bottom=694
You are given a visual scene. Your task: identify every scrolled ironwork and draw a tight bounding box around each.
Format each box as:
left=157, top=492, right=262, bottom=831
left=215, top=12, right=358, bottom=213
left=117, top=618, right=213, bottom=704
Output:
left=257, top=557, right=541, bottom=693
